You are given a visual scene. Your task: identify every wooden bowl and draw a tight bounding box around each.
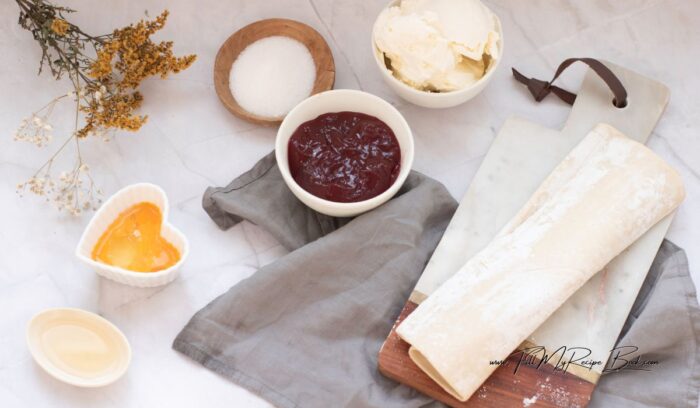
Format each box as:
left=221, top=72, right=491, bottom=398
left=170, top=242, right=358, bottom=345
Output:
left=214, top=18, right=335, bottom=126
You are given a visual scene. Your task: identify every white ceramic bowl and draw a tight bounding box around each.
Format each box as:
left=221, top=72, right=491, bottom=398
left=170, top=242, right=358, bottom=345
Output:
left=371, top=0, right=504, bottom=109
left=27, top=308, right=131, bottom=387
left=276, top=89, right=414, bottom=217
left=76, top=183, right=189, bottom=287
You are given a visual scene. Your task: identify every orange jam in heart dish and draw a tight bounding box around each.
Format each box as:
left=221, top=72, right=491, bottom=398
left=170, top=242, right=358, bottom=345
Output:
left=91, top=202, right=180, bottom=272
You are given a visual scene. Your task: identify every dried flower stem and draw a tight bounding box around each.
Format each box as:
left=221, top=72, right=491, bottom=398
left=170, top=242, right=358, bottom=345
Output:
left=14, top=0, right=195, bottom=215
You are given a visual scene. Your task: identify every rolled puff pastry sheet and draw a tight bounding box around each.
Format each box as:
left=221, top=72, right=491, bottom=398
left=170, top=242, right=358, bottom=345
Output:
left=395, top=124, right=685, bottom=402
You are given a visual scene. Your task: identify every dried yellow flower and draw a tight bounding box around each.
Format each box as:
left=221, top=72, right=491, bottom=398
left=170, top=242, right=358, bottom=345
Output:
left=83, top=10, right=196, bottom=136
left=78, top=86, right=146, bottom=138
left=50, top=18, right=69, bottom=36
left=90, top=11, right=196, bottom=89
left=16, top=1, right=195, bottom=215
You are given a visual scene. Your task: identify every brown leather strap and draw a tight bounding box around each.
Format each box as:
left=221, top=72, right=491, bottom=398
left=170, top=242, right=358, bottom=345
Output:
left=512, top=58, right=628, bottom=108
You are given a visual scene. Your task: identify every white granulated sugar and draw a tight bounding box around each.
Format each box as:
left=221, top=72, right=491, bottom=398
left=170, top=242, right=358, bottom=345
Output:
left=229, top=36, right=315, bottom=118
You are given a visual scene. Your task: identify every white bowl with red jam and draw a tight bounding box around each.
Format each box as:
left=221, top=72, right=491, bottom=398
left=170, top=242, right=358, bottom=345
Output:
left=276, top=89, right=414, bottom=217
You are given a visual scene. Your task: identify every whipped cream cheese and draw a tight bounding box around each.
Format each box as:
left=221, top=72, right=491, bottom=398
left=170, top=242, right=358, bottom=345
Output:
left=373, top=0, right=500, bottom=92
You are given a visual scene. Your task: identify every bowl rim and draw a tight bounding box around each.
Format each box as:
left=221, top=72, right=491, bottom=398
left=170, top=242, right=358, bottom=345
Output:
left=75, top=182, right=190, bottom=280
left=275, top=89, right=414, bottom=211
left=213, top=18, right=336, bottom=126
left=26, top=307, right=131, bottom=387
left=370, top=0, right=504, bottom=98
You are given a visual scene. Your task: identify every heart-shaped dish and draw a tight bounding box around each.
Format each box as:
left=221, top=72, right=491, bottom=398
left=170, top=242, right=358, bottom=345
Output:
left=76, top=183, right=189, bottom=287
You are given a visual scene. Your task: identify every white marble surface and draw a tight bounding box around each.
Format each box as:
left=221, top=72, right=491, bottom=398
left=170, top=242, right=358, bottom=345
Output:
left=0, top=0, right=698, bottom=407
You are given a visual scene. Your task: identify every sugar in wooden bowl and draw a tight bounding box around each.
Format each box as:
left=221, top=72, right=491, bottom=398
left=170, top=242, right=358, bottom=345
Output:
left=214, top=19, right=335, bottom=126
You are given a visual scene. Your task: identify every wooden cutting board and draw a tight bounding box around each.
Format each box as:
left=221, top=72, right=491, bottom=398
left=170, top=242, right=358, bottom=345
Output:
left=378, top=61, right=671, bottom=407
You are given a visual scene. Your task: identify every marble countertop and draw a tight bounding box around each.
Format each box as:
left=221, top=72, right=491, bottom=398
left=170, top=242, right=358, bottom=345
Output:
left=1, top=0, right=698, bottom=406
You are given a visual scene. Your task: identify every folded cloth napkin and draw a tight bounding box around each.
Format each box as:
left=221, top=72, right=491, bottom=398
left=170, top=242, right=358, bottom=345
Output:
left=590, top=240, right=700, bottom=408
left=173, top=152, right=700, bottom=408
left=175, top=152, right=456, bottom=408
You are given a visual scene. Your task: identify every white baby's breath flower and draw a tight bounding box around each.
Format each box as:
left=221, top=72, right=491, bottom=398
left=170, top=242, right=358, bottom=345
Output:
left=14, top=112, right=54, bottom=147
left=15, top=95, right=103, bottom=216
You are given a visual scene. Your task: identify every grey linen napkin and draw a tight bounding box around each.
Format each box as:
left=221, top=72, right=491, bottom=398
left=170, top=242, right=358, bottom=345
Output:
left=174, top=152, right=455, bottom=408
left=590, top=240, right=700, bottom=408
left=173, top=152, right=700, bottom=408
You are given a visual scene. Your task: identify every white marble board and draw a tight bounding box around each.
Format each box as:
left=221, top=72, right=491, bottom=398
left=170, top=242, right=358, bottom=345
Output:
left=413, top=61, right=672, bottom=382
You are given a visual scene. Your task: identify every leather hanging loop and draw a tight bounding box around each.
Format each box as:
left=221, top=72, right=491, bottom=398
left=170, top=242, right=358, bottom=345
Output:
left=512, top=58, right=628, bottom=108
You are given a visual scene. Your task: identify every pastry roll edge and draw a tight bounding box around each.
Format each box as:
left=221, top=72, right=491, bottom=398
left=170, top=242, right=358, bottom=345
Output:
left=396, top=123, right=686, bottom=402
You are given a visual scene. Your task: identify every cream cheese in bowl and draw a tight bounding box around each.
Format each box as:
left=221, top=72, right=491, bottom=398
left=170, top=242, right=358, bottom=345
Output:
left=372, top=0, right=502, bottom=108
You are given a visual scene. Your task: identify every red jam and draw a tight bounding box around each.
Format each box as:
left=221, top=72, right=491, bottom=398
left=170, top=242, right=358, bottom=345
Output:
left=288, top=111, right=401, bottom=203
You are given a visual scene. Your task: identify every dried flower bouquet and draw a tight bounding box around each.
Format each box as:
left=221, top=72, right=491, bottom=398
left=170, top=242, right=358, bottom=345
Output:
left=14, top=0, right=196, bottom=214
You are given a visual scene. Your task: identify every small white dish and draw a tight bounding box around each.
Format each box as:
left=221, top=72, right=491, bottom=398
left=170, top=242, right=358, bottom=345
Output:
left=76, top=183, right=189, bottom=287
left=26, top=308, right=131, bottom=387
left=276, top=89, right=414, bottom=217
left=371, top=0, right=504, bottom=109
